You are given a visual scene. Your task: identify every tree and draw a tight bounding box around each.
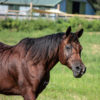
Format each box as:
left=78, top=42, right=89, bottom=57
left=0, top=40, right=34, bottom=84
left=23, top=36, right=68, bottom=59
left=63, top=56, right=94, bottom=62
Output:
left=88, top=0, right=100, bottom=14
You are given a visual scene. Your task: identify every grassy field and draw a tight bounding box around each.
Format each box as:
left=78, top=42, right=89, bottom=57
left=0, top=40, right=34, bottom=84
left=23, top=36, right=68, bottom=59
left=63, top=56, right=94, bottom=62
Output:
left=0, top=29, right=100, bottom=100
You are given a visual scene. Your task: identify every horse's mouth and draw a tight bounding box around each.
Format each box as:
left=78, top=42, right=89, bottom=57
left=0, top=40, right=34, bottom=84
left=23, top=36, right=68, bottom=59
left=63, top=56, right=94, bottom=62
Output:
left=72, top=68, right=86, bottom=78
left=73, top=71, right=82, bottom=78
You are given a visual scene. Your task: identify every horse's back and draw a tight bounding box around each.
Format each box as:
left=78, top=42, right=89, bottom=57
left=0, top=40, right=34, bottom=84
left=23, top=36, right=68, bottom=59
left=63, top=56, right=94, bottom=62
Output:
left=0, top=42, right=21, bottom=95
left=0, top=42, right=12, bottom=53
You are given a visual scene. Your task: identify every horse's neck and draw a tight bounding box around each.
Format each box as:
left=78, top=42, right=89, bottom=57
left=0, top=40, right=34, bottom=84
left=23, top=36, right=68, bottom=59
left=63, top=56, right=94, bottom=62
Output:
left=45, top=41, right=60, bottom=71
left=45, top=51, right=59, bottom=71
left=47, top=58, right=59, bottom=71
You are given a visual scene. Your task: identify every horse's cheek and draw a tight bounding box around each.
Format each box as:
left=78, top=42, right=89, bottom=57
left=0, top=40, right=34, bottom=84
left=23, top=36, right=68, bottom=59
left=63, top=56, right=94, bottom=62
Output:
left=58, top=47, right=66, bottom=65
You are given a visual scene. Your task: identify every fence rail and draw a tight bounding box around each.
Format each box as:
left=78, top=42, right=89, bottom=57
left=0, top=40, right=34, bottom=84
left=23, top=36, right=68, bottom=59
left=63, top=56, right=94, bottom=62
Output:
left=0, top=9, right=100, bottom=20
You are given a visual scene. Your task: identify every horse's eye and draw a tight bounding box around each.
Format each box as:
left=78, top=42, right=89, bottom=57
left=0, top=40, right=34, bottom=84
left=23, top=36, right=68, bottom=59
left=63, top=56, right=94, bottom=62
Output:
left=66, top=45, right=71, bottom=50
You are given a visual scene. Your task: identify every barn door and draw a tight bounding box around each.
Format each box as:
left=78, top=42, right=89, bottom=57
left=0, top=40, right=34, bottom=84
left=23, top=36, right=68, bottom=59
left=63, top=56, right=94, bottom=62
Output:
left=80, top=2, right=86, bottom=14
left=67, top=0, right=72, bottom=14
left=72, top=1, right=80, bottom=14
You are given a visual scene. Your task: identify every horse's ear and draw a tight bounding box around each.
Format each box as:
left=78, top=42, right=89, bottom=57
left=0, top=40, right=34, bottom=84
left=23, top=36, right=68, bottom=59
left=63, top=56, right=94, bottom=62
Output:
left=66, top=26, right=71, bottom=37
left=76, top=29, right=84, bottom=38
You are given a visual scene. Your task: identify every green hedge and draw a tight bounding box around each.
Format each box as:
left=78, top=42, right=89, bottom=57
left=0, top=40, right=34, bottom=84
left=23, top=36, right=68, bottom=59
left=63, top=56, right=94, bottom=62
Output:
left=0, top=17, right=100, bottom=32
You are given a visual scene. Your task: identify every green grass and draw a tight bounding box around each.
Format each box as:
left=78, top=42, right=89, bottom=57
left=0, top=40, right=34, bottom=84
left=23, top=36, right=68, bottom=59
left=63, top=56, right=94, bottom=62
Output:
left=0, top=30, right=100, bottom=100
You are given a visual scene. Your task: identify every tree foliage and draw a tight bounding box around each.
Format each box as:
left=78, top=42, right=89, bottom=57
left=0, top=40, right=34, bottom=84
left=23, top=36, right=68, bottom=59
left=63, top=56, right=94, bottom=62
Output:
left=88, top=0, right=100, bottom=10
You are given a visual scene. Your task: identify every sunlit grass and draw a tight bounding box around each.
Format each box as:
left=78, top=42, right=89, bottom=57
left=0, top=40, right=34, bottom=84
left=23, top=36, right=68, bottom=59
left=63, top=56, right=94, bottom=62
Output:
left=0, top=30, right=100, bottom=100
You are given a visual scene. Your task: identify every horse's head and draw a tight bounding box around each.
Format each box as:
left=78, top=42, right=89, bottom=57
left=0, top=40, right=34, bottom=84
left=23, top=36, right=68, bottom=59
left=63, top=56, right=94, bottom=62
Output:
left=59, top=26, right=86, bottom=78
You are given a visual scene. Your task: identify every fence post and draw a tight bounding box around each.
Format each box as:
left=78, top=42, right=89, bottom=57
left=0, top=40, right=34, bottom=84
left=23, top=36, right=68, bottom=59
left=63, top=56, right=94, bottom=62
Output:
left=30, top=2, right=33, bottom=19
left=56, top=4, right=60, bottom=19
left=5, top=10, right=8, bottom=19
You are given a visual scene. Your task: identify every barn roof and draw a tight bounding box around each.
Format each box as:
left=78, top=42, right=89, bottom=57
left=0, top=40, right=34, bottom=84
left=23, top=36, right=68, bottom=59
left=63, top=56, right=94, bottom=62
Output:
left=0, top=0, right=62, bottom=7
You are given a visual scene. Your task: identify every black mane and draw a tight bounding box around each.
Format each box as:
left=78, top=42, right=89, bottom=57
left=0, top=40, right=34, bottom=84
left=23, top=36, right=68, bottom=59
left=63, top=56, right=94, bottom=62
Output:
left=19, top=33, right=65, bottom=64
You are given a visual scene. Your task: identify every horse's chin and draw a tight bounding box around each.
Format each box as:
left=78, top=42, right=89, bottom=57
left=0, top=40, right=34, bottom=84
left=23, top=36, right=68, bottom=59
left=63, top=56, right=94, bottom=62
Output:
left=73, top=71, right=82, bottom=78
left=72, top=67, right=86, bottom=78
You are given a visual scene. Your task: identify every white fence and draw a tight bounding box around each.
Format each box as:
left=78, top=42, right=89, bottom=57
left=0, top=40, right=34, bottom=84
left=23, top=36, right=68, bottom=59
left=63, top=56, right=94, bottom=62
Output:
left=0, top=9, right=100, bottom=20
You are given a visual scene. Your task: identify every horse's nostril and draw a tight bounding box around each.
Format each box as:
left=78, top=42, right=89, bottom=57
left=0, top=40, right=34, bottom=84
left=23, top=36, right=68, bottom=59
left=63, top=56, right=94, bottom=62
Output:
left=76, top=66, right=80, bottom=70
left=76, top=66, right=80, bottom=71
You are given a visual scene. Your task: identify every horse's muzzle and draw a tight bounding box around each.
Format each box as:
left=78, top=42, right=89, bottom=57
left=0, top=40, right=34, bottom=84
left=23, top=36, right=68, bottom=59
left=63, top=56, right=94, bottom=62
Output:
left=72, top=66, right=86, bottom=78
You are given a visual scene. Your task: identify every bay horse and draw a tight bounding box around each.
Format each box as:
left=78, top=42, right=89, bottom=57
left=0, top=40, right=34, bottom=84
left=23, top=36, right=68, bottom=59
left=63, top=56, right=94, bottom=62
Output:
left=0, top=26, right=86, bottom=100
